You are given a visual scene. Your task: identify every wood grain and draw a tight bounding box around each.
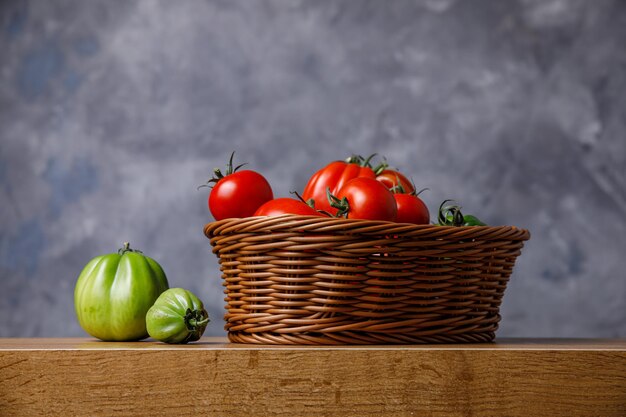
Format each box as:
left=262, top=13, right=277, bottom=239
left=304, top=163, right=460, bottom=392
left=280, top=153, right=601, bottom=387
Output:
left=1, top=338, right=625, bottom=416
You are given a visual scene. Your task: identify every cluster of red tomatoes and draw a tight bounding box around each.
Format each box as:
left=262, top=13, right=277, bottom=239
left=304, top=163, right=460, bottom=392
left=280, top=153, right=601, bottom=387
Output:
left=203, top=153, right=430, bottom=225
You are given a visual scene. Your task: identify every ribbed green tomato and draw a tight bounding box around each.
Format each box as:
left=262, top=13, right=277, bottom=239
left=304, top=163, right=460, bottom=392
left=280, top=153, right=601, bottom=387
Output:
left=74, top=242, right=169, bottom=341
left=146, top=288, right=209, bottom=344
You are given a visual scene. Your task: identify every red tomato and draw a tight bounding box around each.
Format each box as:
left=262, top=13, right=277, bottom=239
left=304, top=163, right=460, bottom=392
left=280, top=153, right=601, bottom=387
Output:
left=254, top=198, right=323, bottom=217
left=302, top=159, right=375, bottom=214
left=333, top=177, right=397, bottom=221
left=209, top=170, right=273, bottom=220
left=393, top=193, right=430, bottom=224
left=203, top=153, right=273, bottom=220
left=376, top=169, right=415, bottom=194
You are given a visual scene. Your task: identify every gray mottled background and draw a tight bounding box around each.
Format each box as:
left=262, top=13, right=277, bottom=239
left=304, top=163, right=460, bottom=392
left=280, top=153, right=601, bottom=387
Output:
left=1, top=0, right=625, bottom=339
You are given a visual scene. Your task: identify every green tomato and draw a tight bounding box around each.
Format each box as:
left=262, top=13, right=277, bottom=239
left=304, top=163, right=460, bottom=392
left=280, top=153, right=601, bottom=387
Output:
left=74, top=242, right=169, bottom=341
left=146, top=288, right=209, bottom=344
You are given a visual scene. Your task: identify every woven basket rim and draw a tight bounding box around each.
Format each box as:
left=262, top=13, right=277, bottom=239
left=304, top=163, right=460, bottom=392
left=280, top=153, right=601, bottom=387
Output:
left=204, top=214, right=530, bottom=241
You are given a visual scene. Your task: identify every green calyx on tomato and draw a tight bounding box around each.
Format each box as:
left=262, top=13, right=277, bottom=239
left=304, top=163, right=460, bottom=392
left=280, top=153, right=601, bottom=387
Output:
left=345, top=153, right=378, bottom=168
left=199, top=151, right=248, bottom=188
left=326, top=187, right=350, bottom=217
left=74, top=242, right=170, bottom=342
left=371, top=158, right=416, bottom=194
left=200, top=151, right=274, bottom=220
left=437, top=200, right=486, bottom=226
left=290, top=190, right=317, bottom=209
left=326, top=177, right=398, bottom=222
left=387, top=176, right=422, bottom=196
left=146, top=288, right=209, bottom=344
left=371, top=156, right=388, bottom=175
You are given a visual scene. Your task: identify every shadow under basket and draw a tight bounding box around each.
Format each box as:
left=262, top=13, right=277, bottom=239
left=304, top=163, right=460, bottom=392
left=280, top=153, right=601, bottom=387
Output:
left=204, top=214, right=530, bottom=345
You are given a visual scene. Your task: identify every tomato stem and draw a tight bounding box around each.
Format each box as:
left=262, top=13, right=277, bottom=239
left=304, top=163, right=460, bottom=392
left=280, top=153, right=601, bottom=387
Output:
left=437, top=200, right=465, bottom=226
left=184, top=308, right=210, bottom=330
left=345, top=153, right=380, bottom=168
left=414, top=186, right=429, bottom=197
left=223, top=151, right=249, bottom=176
left=118, top=242, right=141, bottom=255
left=345, top=154, right=362, bottom=164
left=361, top=153, right=378, bottom=168
left=437, top=200, right=486, bottom=226
left=291, top=190, right=333, bottom=217
left=290, top=190, right=314, bottom=208
left=389, top=175, right=406, bottom=194
left=326, top=187, right=349, bottom=218
left=198, top=151, right=248, bottom=190
left=189, top=317, right=210, bottom=327
left=372, top=157, right=389, bottom=175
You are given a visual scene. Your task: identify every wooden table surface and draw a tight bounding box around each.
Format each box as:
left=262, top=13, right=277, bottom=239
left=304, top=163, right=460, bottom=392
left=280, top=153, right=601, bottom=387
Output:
left=1, top=337, right=625, bottom=416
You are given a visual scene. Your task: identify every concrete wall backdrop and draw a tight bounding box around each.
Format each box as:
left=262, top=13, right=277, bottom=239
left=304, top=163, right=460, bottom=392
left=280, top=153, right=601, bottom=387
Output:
left=1, top=0, right=625, bottom=338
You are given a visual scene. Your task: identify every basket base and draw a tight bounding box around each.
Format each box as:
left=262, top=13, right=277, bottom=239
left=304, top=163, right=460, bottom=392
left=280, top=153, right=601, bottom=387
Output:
left=227, top=331, right=496, bottom=345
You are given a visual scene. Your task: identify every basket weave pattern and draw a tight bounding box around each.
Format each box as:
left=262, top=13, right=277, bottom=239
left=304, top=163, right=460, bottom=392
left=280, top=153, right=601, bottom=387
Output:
left=204, top=215, right=530, bottom=345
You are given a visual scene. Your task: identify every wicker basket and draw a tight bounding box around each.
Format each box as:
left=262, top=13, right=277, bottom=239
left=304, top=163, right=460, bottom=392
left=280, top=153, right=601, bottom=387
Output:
left=204, top=214, right=530, bottom=345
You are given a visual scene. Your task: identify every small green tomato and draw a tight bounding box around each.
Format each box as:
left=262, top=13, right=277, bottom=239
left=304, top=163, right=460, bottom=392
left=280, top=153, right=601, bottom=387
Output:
left=146, top=288, right=209, bottom=344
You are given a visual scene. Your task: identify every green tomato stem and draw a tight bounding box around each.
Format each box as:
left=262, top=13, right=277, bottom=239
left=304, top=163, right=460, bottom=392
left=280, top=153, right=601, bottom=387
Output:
left=372, top=159, right=388, bottom=175
left=184, top=307, right=210, bottom=331
left=190, top=318, right=210, bottom=327
left=326, top=187, right=349, bottom=218
left=118, top=242, right=142, bottom=255
left=361, top=153, right=378, bottom=168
